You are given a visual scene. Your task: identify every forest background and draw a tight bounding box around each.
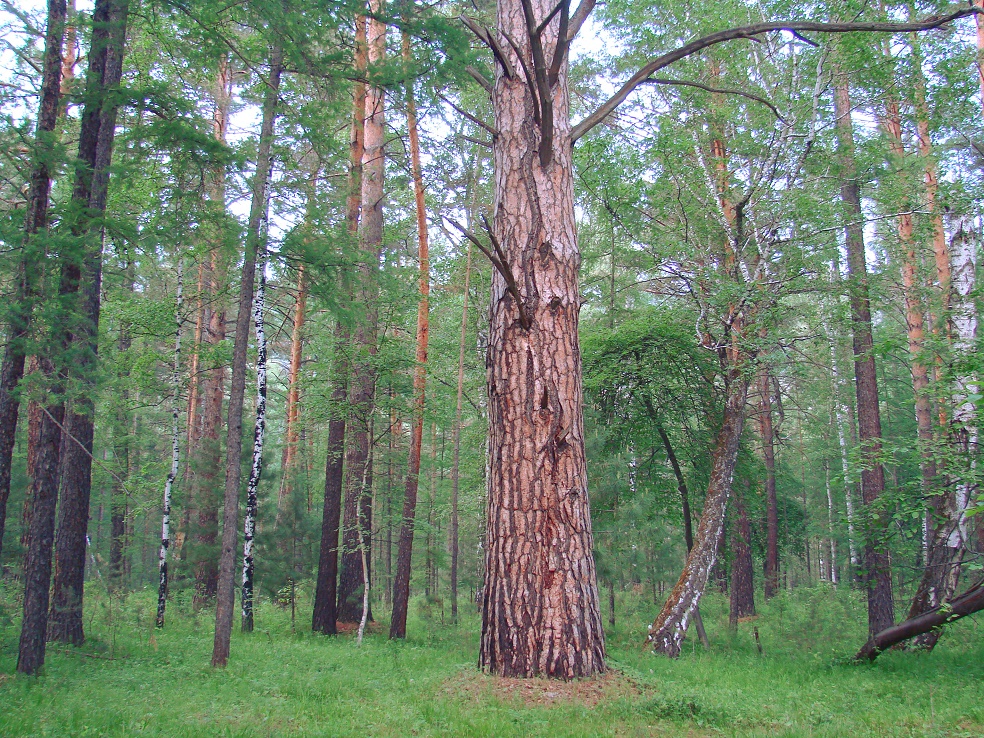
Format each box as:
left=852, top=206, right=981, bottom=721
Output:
left=0, top=0, right=982, bottom=733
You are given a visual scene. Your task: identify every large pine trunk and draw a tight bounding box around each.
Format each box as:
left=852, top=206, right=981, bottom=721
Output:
left=649, top=373, right=748, bottom=657
left=479, top=0, right=605, bottom=679
left=211, top=44, right=282, bottom=668
left=48, top=0, right=128, bottom=647
left=834, top=71, right=894, bottom=636
left=338, top=9, right=384, bottom=625
left=0, top=0, right=67, bottom=566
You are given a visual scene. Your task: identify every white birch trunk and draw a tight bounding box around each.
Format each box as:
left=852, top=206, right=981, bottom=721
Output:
left=157, top=260, right=183, bottom=628
left=949, top=214, right=978, bottom=549
left=824, top=458, right=838, bottom=584
left=241, top=250, right=268, bottom=632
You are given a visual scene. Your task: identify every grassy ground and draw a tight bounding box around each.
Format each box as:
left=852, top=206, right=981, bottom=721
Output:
left=0, top=581, right=981, bottom=737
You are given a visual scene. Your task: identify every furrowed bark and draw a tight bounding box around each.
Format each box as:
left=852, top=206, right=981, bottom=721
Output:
left=338, top=8, right=384, bottom=624
left=157, top=262, right=183, bottom=628
left=241, top=254, right=268, bottom=633
left=49, top=0, right=128, bottom=645
left=834, top=68, right=894, bottom=636
left=479, top=0, right=605, bottom=679
left=212, top=44, right=282, bottom=668
left=0, top=0, right=67, bottom=566
left=390, top=29, right=431, bottom=640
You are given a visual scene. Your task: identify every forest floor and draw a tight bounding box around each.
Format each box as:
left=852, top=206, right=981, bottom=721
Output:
left=0, top=581, right=982, bottom=737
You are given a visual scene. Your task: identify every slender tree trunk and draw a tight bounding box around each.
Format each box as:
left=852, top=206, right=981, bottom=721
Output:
left=277, top=249, right=308, bottom=525
left=313, top=17, right=366, bottom=634
left=729, top=484, right=756, bottom=626
left=0, top=0, right=67, bottom=567
left=192, top=57, right=233, bottom=606
left=449, top=244, right=471, bottom=624
left=758, top=364, right=779, bottom=599
left=241, top=254, right=268, bottom=633
left=654, top=422, right=709, bottom=647
left=834, top=69, right=894, bottom=637
left=338, top=8, right=384, bottom=624
left=480, top=0, right=605, bottom=679
left=211, top=44, right=283, bottom=669
left=156, top=262, right=183, bottom=628
left=390, top=29, right=431, bottom=640
left=649, top=373, right=749, bottom=657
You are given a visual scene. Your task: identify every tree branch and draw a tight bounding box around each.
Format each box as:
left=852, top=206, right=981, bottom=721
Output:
left=466, top=64, right=493, bottom=93
left=438, top=92, right=498, bottom=136
left=568, top=0, right=596, bottom=40
left=643, top=77, right=784, bottom=121
left=571, top=6, right=982, bottom=142
left=461, top=15, right=516, bottom=79
left=445, top=216, right=532, bottom=330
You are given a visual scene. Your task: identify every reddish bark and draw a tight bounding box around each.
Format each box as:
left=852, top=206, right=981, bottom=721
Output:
left=390, top=29, right=432, bottom=640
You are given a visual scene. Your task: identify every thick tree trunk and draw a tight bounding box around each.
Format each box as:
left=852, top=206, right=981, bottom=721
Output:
left=313, top=19, right=365, bottom=634
left=156, top=262, right=183, bottom=628
left=0, top=0, right=67, bottom=568
left=390, top=30, right=431, bottom=640
left=758, top=365, right=779, bottom=599
left=729, top=485, right=756, bottom=626
left=649, top=374, right=748, bottom=657
left=855, top=578, right=984, bottom=662
left=338, top=9, right=384, bottom=624
left=211, top=45, right=282, bottom=668
left=834, top=71, right=894, bottom=636
left=479, top=0, right=605, bottom=679
left=241, top=256, right=267, bottom=633
left=48, top=0, right=127, bottom=646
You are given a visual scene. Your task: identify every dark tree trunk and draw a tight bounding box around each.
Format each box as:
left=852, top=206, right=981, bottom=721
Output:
left=0, top=0, right=67, bottom=567
left=758, top=366, right=779, bottom=599
left=729, top=484, right=756, bottom=626
left=855, top=578, right=984, bottom=661
left=211, top=44, right=282, bottom=668
left=49, top=0, right=128, bottom=647
left=834, top=71, right=894, bottom=637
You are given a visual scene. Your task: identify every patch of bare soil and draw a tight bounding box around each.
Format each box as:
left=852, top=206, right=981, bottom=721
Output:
left=444, top=667, right=641, bottom=708
left=333, top=620, right=385, bottom=635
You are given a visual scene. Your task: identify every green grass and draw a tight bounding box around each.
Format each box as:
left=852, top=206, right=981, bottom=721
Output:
left=0, top=582, right=981, bottom=737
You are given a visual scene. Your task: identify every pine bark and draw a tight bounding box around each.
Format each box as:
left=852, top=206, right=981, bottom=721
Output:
left=47, top=0, right=128, bottom=646
left=212, top=45, right=282, bottom=668
left=0, top=0, right=67, bottom=567
left=192, top=56, right=233, bottom=605
left=312, top=17, right=366, bottom=635
left=479, top=0, right=606, bottom=679
left=390, top=29, right=431, bottom=640
left=338, top=8, right=384, bottom=624
left=834, top=69, right=894, bottom=637
left=276, top=264, right=306, bottom=525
